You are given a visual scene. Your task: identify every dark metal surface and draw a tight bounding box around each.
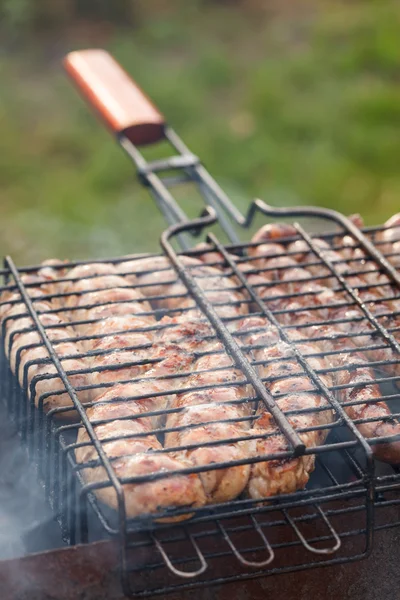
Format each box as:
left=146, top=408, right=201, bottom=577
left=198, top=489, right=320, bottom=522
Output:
left=1, top=525, right=400, bottom=600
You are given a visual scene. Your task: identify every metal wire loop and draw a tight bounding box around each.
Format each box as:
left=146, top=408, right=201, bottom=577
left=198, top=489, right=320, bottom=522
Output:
left=218, top=517, right=275, bottom=567
left=283, top=505, right=341, bottom=555
left=152, top=532, right=208, bottom=578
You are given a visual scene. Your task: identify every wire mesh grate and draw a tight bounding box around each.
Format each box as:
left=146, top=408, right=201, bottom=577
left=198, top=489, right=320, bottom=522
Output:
left=1, top=211, right=400, bottom=594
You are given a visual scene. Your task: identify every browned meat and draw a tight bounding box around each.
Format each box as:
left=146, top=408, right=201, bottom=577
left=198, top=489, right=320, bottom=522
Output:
left=157, top=316, right=253, bottom=502
left=76, top=345, right=206, bottom=519
left=247, top=225, right=400, bottom=464
left=251, top=224, right=400, bottom=374
left=60, top=264, right=156, bottom=392
left=117, top=255, right=247, bottom=319
left=63, top=264, right=206, bottom=518
left=376, top=214, right=400, bottom=269
left=233, top=316, right=333, bottom=499
left=0, top=269, right=92, bottom=413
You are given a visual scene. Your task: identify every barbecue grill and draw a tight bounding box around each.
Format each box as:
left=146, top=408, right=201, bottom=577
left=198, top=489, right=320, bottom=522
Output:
left=1, top=49, right=400, bottom=600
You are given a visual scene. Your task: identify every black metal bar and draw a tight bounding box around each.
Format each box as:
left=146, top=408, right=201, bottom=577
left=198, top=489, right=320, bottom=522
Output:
left=0, top=226, right=397, bottom=283
left=218, top=516, right=275, bottom=567
left=3, top=200, right=400, bottom=593
left=283, top=505, right=341, bottom=555
left=161, top=209, right=306, bottom=455
left=165, top=128, right=241, bottom=245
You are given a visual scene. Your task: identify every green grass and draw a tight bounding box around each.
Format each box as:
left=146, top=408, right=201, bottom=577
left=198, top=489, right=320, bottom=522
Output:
left=0, top=0, right=399, bottom=263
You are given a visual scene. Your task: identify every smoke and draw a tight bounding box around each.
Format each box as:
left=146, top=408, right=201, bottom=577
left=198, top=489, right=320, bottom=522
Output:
left=0, top=401, right=63, bottom=559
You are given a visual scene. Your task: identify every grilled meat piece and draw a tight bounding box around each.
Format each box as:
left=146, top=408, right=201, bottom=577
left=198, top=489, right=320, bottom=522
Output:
left=61, top=264, right=156, bottom=393
left=0, top=270, right=92, bottom=414
left=76, top=345, right=206, bottom=519
left=234, top=316, right=333, bottom=499
left=157, top=316, right=253, bottom=502
left=376, top=214, right=400, bottom=270
left=117, top=255, right=247, bottom=319
left=251, top=224, right=400, bottom=374
left=247, top=225, right=400, bottom=464
left=65, top=265, right=207, bottom=518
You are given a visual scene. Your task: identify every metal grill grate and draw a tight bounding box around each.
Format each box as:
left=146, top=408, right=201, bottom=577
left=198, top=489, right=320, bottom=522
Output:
left=1, top=211, right=400, bottom=594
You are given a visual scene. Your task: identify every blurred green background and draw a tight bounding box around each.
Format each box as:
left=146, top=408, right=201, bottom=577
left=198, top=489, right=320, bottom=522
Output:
left=0, top=0, right=399, bottom=264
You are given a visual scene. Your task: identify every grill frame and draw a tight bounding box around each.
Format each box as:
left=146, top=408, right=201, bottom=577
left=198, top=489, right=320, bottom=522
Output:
left=1, top=213, right=400, bottom=595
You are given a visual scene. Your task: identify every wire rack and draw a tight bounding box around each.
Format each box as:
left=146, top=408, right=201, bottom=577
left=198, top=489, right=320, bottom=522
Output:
left=1, top=95, right=400, bottom=599
left=1, top=210, right=400, bottom=595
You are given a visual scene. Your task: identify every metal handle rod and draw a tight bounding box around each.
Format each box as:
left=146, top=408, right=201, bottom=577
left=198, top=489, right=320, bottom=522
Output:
left=119, top=135, right=192, bottom=250
left=165, top=128, right=241, bottom=245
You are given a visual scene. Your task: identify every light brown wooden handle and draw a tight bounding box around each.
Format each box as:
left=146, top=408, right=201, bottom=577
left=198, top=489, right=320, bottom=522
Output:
left=63, top=49, right=165, bottom=146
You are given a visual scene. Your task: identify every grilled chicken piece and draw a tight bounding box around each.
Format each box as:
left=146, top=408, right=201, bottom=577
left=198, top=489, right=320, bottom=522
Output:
left=247, top=227, right=400, bottom=464
left=0, top=270, right=92, bottom=414
left=331, top=215, right=400, bottom=298
left=5, top=308, right=68, bottom=359
left=75, top=344, right=206, bottom=519
left=117, top=256, right=198, bottom=309
left=79, top=288, right=150, bottom=321
left=68, top=264, right=209, bottom=518
left=88, top=323, right=155, bottom=396
left=65, top=275, right=134, bottom=309
left=60, top=263, right=134, bottom=307
left=233, top=316, right=333, bottom=499
left=286, top=229, right=400, bottom=376
left=36, top=259, right=69, bottom=308
left=117, top=255, right=247, bottom=319
left=61, top=263, right=151, bottom=337
left=65, top=265, right=209, bottom=517
left=157, top=316, right=253, bottom=502
left=0, top=275, right=51, bottom=321
left=251, top=224, right=400, bottom=376
left=61, top=265, right=158, bottom=400
left=193, top=242, right=239, bottom=266
left=68, top=288, right=151, bottom=338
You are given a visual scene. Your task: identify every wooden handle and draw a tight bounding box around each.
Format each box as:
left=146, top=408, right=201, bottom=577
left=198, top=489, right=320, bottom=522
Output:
left=64, top=49, right=165, bottom=146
